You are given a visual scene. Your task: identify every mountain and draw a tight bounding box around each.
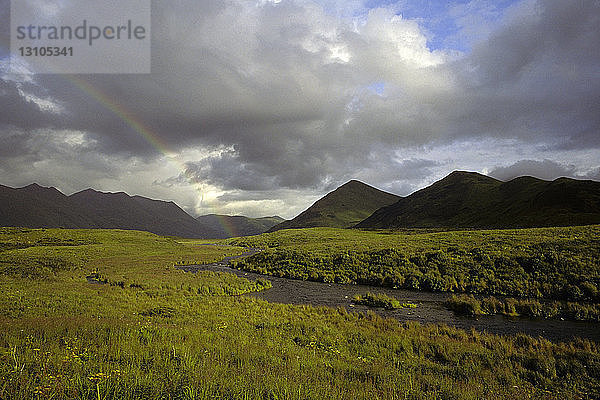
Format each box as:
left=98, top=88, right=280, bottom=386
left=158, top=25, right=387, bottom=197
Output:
left=196, top=214, right=285, bottom=239
left=268, top=180, right=400, bottom=232
left=0, top=183, right=94, bottom=229
left=0, top=184, right=220, bottom=238
left=6, top=171, right=597, bottom=237
left=356, top=171, right=600, bottom=229
left=66, top=188, right=222, bottom=238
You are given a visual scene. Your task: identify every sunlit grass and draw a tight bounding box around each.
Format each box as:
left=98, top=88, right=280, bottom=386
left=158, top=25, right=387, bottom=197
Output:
left=1, top=227, right=599, bottom=399
left=229, top=225, right=600, bottom=302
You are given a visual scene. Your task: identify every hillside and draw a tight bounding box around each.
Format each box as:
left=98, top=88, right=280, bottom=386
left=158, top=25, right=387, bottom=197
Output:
left=268, top=180, right=400, bottom=232
left=0, top=183, right=220, bottom=238
left=356, top=171, right=600, bottom=229
left=196, top=214, right=285, bottom=238
left=0, top=184, right=93, bottom=229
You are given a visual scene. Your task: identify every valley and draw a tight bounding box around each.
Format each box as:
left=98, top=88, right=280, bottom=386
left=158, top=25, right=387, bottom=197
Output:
left=1, top=226, right=599, bottom=399
left=2, top=172, right=600, bottom=399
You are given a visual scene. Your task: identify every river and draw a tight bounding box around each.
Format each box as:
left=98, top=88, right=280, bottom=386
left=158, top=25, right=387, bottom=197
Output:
left=179, top=249, right=600, bottom=343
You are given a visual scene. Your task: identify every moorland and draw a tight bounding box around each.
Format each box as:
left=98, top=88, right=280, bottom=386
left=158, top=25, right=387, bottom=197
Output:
left=2, top=172, right=600, bottom=398
left=1, top=226, right=600, bottom=399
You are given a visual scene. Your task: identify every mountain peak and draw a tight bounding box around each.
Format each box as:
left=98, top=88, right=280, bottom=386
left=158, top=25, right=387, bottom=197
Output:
left=444, top=170, right=498, bottom=182
left=20, top=183, right=64, bottom=196
left=22, top=183, right=49, bottom=191
left=428, top=171, right=500, bottom=192
left=449, top=170, right=478, bottom=176
left=71, top=188, right=131, bottom=200
left=1, top=183, right=220, bottom=238
left=73, top=188, right=99, bottom=195
left=331, top=179, right=396, bottom=196
left=356, top=172, right=600, bottom=229
left=269, top=180, right=400, bottom=231
left=340, top=179, right=365, bottom=186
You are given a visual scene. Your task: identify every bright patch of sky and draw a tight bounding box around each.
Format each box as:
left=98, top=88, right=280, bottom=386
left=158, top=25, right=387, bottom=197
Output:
left=367, top=81, right=385, bottom=95
left=315, top=0, right=522, bottom=52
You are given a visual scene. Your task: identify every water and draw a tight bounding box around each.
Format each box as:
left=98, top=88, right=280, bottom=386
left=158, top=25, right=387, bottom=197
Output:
left=179, top=251, right=600, bottom=343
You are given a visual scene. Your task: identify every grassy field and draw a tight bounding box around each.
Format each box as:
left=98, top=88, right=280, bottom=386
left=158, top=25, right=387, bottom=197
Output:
left=1, top=227, right=600, bottom=399
left=228, top=226, right=600, bottom=303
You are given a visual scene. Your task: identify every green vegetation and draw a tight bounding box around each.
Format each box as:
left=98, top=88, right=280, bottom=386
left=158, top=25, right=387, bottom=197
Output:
left=353, top=292, right=417, bottom=309
left=270, top=180, right=399, bottom=231
left=1, top=227, right=600, bottom=398
left=0, top=227, right=253, bottom=291
left=446, top=294, right=600, bottom=322
left=229, top=226, right=600, bottom=301
left=356, top=171, right=600, bottom=230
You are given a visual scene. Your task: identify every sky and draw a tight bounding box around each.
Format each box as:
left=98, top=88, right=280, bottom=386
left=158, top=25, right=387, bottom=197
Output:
left=1, top=0, right=599, bottom=219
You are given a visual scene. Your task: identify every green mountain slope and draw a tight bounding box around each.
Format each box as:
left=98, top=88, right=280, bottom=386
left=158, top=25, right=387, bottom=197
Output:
left=269, top=180, right=400, bottom=232
left=356, top=171, right=600, bottom=229
left=196, top=214, right=285, bottom=238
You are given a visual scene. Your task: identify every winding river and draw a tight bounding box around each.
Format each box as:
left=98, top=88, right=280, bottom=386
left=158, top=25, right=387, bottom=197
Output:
left=179, top=248, right=600, bottom=343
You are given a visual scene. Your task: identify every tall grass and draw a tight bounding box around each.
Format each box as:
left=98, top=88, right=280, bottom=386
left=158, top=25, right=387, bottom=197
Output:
left=1, top=227, right=599, bottom=399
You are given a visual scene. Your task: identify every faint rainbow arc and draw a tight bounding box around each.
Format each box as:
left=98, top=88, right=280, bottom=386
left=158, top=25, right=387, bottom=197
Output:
left=67, top=76, right=240, bottom=238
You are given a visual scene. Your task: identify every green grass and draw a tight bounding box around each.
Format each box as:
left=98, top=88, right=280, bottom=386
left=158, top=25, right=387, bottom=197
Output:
left=446, top=294, right=600, bottom=321
left=228, top=226, right=600, bottom=301
left=1, top=227, right=600, bottom=399
left=352, top=292, right=417, bottom=309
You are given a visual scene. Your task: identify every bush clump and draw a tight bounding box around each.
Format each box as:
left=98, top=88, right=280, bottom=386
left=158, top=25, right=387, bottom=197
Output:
left=353, top=292, right=417, bottom=309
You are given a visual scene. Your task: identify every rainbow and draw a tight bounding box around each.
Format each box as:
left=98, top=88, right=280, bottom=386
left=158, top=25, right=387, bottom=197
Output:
left=67, top=75, right=241, bottom=238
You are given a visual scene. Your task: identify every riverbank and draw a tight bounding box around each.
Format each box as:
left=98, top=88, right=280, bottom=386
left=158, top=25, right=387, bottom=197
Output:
left=190, top=261, right=600, bottom=343
left=228, top=226, right=600, bottom=302
left=2, top=227, right=600, bottom=399
left=446, top=294, right=600, bottom=322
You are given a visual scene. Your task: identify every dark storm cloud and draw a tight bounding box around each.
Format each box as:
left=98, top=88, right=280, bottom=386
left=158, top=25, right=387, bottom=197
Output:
left=3, top=0, right=353, bottom=162
left=0, top=79, right=60, bottom=130
left=0, top=129, right=32, bottom=157
left=451, top=0, right=600, bottom=148
left=183, top=149, right=280, bottom=192
left=0, top=0, right=8, bottom=59
left=350, top=156, right=439, bottom=194
left=1, top=0, right=599, bottom=213
left=393, top=158, right=439, bottom=180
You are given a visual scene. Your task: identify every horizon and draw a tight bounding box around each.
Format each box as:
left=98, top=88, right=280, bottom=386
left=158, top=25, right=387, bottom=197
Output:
left=1, top=0, right=599, bottom=219
left=5, top=169, right=598, bottom=220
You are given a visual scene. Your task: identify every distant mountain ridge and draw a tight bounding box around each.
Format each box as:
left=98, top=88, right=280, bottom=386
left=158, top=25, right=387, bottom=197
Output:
left=196, top=214, right=285, bottom=239
left=268, top=180, right=400, bottom=232
left=4, top=171, right=598, bottom=238
left=356, top=171, right=600, bottom=229
left=0, top=184, right=277, bottom=238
